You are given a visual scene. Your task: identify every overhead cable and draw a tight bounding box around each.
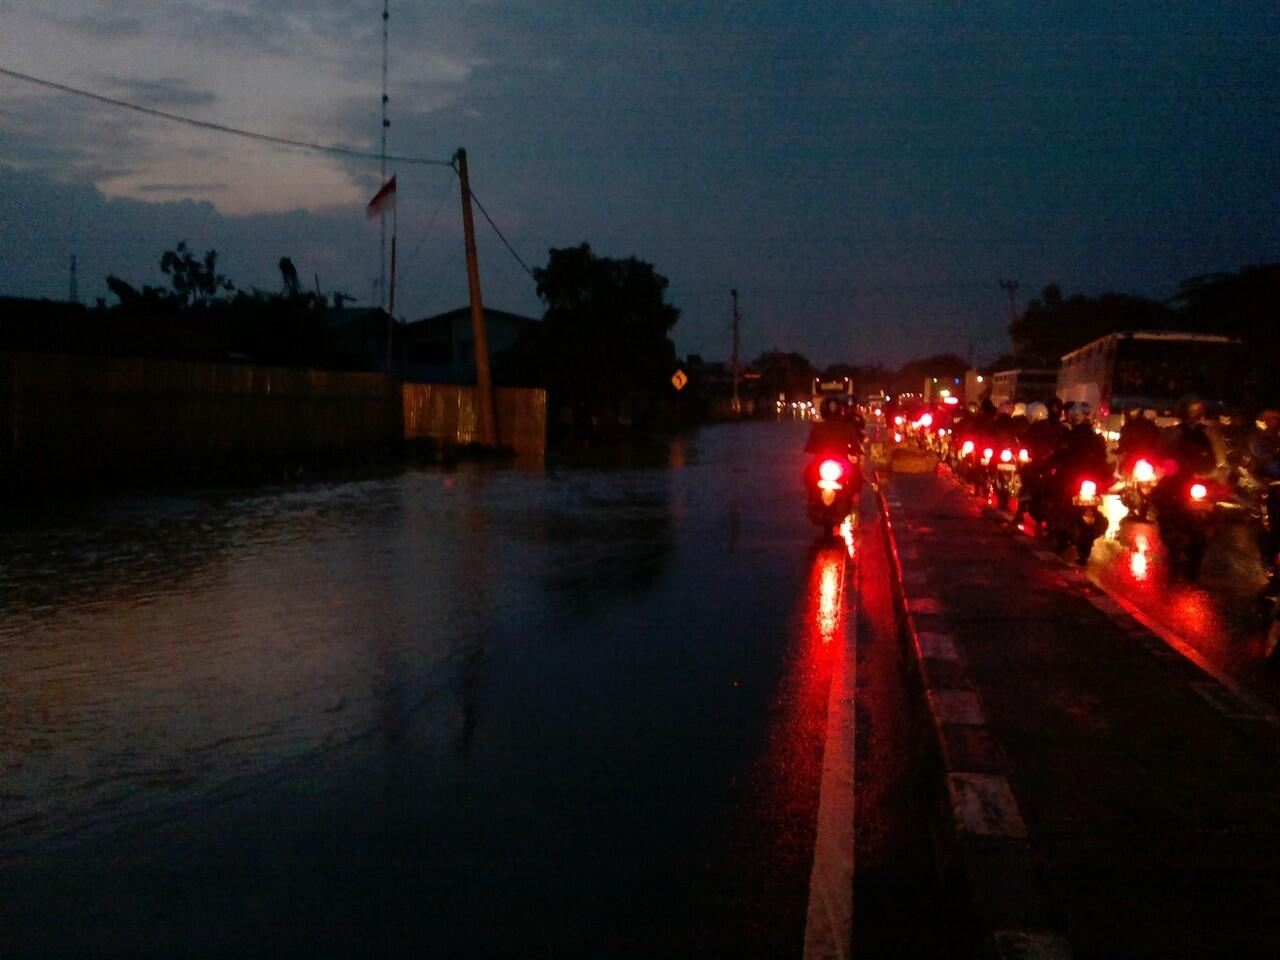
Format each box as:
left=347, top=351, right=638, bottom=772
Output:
left=463, top=182, right=538, bottom=281
left=0, top=66, right=453, bottom=168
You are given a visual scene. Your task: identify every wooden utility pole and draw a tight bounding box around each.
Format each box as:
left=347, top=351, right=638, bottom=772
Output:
left=730, top=288, right=741, bottom=416
left=454, top=148, right=497, bottom=446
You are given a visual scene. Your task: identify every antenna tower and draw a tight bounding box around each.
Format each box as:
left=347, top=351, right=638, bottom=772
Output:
left=998, top=278, right=1020, bottom=326
left=379, top=0, right=390, bottom=310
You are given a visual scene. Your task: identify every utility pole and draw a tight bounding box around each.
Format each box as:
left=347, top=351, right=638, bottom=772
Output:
left=998, top=278, right=1020, bottom=327
left=454, top=148, right=497, bottom=447
left=730, top=289, right=741, bottom=416
left=69, top=255, right=79, bottom=304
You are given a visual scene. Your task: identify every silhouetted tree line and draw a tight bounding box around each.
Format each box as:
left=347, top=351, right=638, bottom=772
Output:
left=1008, top=264, right=1280, bottom=403
left=1, top=243, right=366, bottom=370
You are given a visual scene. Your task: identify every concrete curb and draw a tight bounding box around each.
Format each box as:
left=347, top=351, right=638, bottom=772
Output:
left=872, top=472, right=1074, bottom=960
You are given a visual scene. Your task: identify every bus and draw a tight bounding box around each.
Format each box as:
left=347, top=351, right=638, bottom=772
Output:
left=1057, top=331, right=1242, bottom=415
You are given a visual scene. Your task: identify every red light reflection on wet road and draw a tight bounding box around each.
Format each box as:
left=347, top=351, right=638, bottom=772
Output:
left=1089, top=520, right=1275, bottom=695
left=724, top=544, right=850, bottom=946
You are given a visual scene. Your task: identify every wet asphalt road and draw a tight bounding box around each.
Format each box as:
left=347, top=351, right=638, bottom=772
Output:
left=1, top=422, right=917, bottom=958
left=986, top=480, right=1280, bottom=711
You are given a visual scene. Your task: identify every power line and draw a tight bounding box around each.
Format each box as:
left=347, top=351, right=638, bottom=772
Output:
left=0, top=66, right=453, bottom=168
left=461, top=181, right=537, bottom=282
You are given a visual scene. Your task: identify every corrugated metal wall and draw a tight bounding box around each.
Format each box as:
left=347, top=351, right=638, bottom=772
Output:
left=0, top=352, right=400, bottom=485
left=402, top=384, right=547, bottom=458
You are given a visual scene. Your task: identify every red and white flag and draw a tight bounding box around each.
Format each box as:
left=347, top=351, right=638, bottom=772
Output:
left=366, top=175, right=397, bottom=220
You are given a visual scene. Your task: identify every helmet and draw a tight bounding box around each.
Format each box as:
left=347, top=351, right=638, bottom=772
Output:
left=1012, top=402, right=1027, bottom=419
left=820, top=396, right=843, bottom=420
left=1025, top=402, right=1048, bottom=423
left=1178, top=394, right=1206, bottom=422
left=1066, top=402, right=1093, bottom=425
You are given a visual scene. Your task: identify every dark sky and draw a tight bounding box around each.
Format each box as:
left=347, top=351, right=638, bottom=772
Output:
left=2, top=1, right=1277, bottom=368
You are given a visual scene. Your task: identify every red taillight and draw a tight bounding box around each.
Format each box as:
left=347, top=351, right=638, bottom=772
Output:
left=893, top=432, right=903, bottom=443
left=1189, top=482, right=1207, bottom=501
left=873, top=407, right=882, bottom=416
left=819, top=460, right=844, bottom=483
left=1133, top=459, right=1154, bottom=483
left=961, top=440, right=975, bottom=456
left=894, top=416, right=904, bottom=426
left=1018, top=448, right=1030, bottom=463
left=919, top=413, right=933, bottom=427
left=1079, top=480, right=1097, bottom=499
left=982, top=447, right=994, bottom=461
left=1000, top=448, right=1013, bottom=463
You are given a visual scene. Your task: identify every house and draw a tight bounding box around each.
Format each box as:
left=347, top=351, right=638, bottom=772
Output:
left=402, top=306, right=538, bottom=384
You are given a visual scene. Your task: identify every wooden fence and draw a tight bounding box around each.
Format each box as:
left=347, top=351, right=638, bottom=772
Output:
left=402, top=383, right=547, bottom=459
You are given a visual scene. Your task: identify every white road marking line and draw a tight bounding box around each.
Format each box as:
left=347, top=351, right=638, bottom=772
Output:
left=804, top=549, right=857, bottom=960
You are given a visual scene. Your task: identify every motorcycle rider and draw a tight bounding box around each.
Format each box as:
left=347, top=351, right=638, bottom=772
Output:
left=805, top=396, right=864, bottom=499
left=1159, top=396, right=1217, bottom=479
left=1116, top=404, right=1162, bottom=475
left=1050, top=403, right=1111, bottom=485
left=1020, top=400, right=1068, bottom=523
left=1248, top=407, right=1280, bottom=579
left=1149, top=395, right=1218, bottom=542
left=806, top=397, right=862, bottom=455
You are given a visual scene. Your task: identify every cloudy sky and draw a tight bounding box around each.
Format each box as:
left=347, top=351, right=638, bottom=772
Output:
left=1, top=1, right=1277, bottom=367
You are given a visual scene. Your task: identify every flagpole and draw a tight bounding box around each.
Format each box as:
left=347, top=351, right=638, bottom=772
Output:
left=386, top=197, right=397, bottom=373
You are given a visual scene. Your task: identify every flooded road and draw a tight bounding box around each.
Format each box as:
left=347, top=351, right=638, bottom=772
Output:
left=1, top=423, right=863, bottom=957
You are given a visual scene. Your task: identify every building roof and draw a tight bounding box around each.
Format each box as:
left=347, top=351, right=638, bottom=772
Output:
left=406, top=306, right=539, bottom=330
left=1061, top=329, right=1242, bottom=363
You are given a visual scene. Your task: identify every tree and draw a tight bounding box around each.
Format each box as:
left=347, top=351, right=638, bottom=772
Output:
left=160, top=241, right=234, bottom=307
left=753, top=350, right=817, bottom=400
left=1009, top=286, right=1174, bottom=366
left=516, top=243, right=680, bottom=432
left=895, top=353, right=968, bottom=394
left=278, top=257, right=301, bottom=298
left=1170, top=263, right=1280, bottom=405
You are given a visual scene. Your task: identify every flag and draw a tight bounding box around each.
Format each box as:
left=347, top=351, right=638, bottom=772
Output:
left=366, top=175, right=396, bottom=220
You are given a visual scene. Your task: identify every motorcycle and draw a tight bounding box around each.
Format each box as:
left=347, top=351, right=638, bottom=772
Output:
left=991, top=445, right=1029, bottom=510
left=1155, top=475, right=1226, bottom=580
left=1118, top=454, right=1160, bottom=522
left=1047, top=471, right=1110, bottom=564
left=806, top=450, right=860, bottom=536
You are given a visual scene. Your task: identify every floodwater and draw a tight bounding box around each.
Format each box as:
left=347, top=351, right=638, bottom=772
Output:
left=1, top=423, right=845, bottom=957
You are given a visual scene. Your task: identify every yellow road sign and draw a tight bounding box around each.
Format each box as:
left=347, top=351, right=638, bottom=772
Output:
left=671, top=369, right=688, bottom=391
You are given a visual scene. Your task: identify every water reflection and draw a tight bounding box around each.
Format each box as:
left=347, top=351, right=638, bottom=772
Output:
left=733, top=543, right=848, bottom=919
